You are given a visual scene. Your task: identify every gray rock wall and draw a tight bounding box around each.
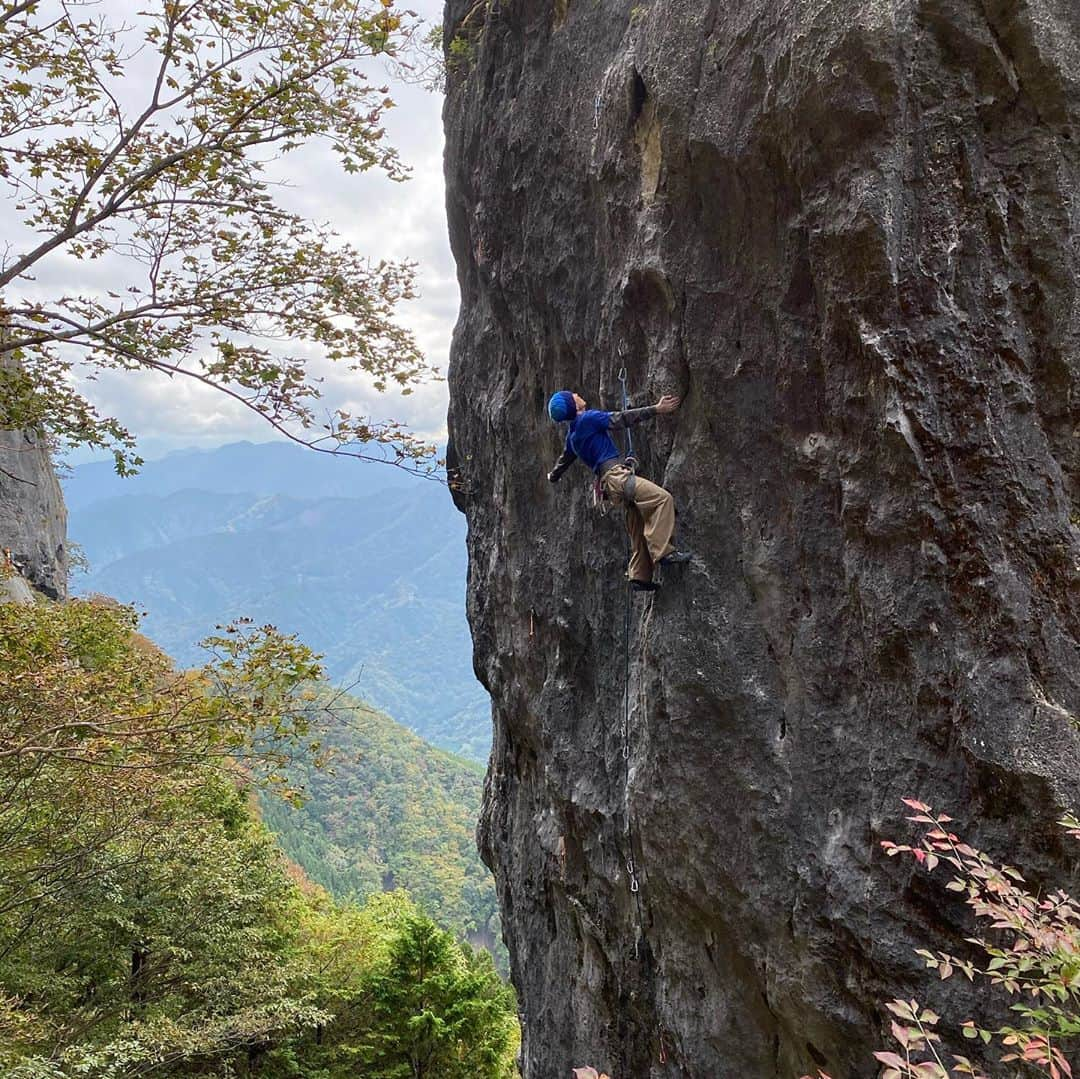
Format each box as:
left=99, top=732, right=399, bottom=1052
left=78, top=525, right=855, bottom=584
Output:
left=443, top=1, right=1080, bottom=1076
left=0, top=428, right=68, bottom=599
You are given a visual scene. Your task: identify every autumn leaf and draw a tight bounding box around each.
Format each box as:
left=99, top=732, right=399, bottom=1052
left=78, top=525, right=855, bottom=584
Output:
left=0, top=0, right=440, bottom=478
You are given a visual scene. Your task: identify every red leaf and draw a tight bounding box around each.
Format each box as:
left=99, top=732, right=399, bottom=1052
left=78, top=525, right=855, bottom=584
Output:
left=874, top=1052, right=906, bottom=1069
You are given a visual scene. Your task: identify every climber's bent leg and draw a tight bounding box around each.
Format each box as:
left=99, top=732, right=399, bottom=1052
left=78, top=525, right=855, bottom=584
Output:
left=625, top=503, right=653, bottom=582
left=600, top=463, right=678, bottom=580
left=628, top=475, right=676, bottom=564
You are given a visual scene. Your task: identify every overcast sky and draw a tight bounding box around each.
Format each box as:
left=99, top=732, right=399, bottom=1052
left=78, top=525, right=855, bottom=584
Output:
left=11, top=1, right=453, bottom=464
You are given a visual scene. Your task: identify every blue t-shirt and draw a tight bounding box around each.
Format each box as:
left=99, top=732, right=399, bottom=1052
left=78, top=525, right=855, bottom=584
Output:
left=567, top=410, right=621, bottom=473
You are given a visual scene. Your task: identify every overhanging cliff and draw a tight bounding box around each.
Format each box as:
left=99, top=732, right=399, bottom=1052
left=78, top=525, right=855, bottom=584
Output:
left=443, top=2, right=1080, bottom=1075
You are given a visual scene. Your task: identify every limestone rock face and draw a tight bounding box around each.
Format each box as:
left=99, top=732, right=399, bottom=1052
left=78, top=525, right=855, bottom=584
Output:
left=0, top=428, right=68, bottom=599
left=443, top=1, right=1080, bottom=1075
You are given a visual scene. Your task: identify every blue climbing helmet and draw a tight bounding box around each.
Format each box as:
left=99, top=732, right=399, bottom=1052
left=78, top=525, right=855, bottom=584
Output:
left=548, top=390, right=576, bottom=422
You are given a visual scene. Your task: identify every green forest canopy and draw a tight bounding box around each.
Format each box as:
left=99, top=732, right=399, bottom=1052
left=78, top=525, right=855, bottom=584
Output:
left=0, top=597, right=517, bottom=1078
left=260, top=689, right=501, bottom=958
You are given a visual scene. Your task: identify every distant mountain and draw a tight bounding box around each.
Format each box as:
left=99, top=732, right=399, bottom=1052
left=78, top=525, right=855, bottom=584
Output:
left=261, top=691, right=501, bottom=960
left=70, top=489, right=255, bottom=565
left=64, top=442, right=490, bottom=760
left=64, top=439, right=420, bottom=511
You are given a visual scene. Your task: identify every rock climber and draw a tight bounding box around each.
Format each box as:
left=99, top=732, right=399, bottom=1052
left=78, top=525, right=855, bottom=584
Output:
left=546, top=389, right=691, bottom=592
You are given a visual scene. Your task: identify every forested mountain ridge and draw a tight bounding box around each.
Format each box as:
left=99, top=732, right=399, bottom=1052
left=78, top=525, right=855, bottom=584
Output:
left=64, top=443, right=500, bottom=953
left=66, top=489, right=255, bottom=565
left=260, top=690, right=501, bottom=958
left=0, top=438, right=511, bottom=1074
left=65, top=442, right=491, bottom=760
left=0, top=597, right=517, bottom=1078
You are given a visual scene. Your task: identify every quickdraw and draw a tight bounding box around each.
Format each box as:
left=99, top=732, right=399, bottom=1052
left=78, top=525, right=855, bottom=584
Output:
left=617, top=366, right=638, bottom=471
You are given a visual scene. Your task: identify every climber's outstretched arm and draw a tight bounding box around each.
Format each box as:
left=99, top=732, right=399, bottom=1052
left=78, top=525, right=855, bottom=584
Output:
left=548, top=442, right=578, bottom=483
left=609, top=394, right=681, bottom=430
left=608, top=405, right=656, bottom=430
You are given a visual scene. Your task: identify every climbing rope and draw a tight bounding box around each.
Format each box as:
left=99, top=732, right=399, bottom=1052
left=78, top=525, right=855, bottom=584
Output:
left=622, top=502, right=639, bottom=902
left=620, top=365, right=634, bottom=761
left=616, top=366, right=646, bottom=950
left=617, top=366, right=635, bottom=458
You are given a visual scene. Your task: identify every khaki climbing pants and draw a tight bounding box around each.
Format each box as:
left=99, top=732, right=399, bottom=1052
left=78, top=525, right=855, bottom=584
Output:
left=600, top=464, right=676, bottom=582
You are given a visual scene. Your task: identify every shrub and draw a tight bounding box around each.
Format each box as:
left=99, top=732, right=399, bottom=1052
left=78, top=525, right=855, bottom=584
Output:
left=804, top=800, right=1080, bottom=1079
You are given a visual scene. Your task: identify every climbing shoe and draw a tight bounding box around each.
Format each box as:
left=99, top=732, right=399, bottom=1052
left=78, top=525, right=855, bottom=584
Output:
left=659, top=550, right=692, bottom=566
left=630, top=579, right=660, bottom=592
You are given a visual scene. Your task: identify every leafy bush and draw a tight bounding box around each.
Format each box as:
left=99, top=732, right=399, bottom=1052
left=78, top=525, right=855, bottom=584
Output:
left=804, top=799, right=1080, bottom=1079
left=449, top=33, right=478, bottom=72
